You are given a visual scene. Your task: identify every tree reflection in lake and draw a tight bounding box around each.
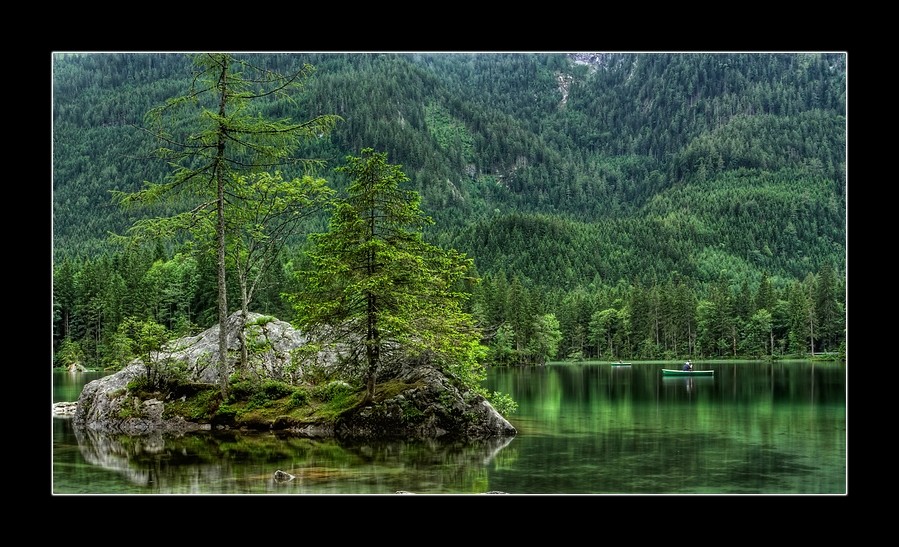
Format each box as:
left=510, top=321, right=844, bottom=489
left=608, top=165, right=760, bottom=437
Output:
left=57, top=420, right=514, bottom=494
left=53, top=361, right=845, bottom=495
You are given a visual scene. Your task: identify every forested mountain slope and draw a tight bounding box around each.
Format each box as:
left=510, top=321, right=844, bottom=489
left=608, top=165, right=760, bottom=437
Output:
left=53, top=52, right=845, bottom=286
left=52, top=51, right=846, bottom=364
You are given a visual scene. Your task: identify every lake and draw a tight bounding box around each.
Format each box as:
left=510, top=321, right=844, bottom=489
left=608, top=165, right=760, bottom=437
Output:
left=51, top=360, right=846, bottom=495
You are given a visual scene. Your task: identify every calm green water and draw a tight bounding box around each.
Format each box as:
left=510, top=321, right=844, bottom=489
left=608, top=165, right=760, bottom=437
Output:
left=52, top=361, right=846, bottom=495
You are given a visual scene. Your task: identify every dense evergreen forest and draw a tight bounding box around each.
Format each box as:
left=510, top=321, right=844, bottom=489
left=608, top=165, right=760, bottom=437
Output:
left=52, top=52, right=847, bottom=369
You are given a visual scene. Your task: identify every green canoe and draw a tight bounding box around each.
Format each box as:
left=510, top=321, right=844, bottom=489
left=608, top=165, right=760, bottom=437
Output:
left=661, top=368, right=714, bottom=376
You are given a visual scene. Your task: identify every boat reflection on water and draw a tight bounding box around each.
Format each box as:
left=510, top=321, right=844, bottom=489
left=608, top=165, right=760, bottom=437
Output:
left=661, top=375, right=715, bottom=399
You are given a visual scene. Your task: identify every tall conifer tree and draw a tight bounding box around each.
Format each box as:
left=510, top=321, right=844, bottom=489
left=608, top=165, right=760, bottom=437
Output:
left=112, top=53, right=339, bottom=395
left=291, top=149, right=486, bottom=403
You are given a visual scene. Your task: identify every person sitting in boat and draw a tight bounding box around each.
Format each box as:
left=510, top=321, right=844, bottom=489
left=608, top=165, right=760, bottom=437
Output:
left=683, top=360, right=693, bottom=371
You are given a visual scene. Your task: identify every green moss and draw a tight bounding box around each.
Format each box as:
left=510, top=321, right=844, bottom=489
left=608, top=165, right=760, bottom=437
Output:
left=117, top=406, right=136, bottom=419
left=215, top=404, right=237, bottom=421
left=321, top=390, right=360, bottom=415
left=116, top=396, right=142, bottom=419
left=288, top=388, right=309, bottom=408
left=164, top=386, right=221, bottom=421
left=375, top=379, right=424, bottom=401
left=110, top=367, right=469, bottom=433
left=401, top=403, right=424, bottom=420
left=311, top=380, right=354, bottom=402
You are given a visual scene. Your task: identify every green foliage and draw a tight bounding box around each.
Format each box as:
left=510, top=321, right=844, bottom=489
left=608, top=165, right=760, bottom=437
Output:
left=229, top=377, right=288, bottom=400
left=56, top=338, right=85, bottom=368
left=226, top=378, right=301, bottom=411
left=400, top=401, right=424, bottom=420
left=528, top=313, right=563, bottom=365
left=117, top=317, right=171, bottom=389
left=226, top=171, right=335, bottom=363
left=56, top=53, right=844, bottom=274
left=260, top=380, right=295, bottom=400
left=312, top=382, right=359, bottom=421
left=424, top=102, right=475, bottom=162
left=288, top=344, right=336, bottom=385
left=248, top=315, right=276, bottom=327
left=485, top=324, right=516, bottom=366
left=288, top=388, right=310, bottom=408
left=126, top=375, right=150, bottom=393
left=245, top=323, right=274, bottom=355
left=105, top=52, right=340, bottom=396
left=163, top=385, right=221, bottom=421
left=215, top=404, right=238, bottom=422
left=487, top=390, right=518, bottom=417
left=227, top=379, right=257, bottom=402
left=311, top=380, right=353, bottom=403
left=117, top=401, right=139, bottom=419
left=290, top=148, right=489, bottom=399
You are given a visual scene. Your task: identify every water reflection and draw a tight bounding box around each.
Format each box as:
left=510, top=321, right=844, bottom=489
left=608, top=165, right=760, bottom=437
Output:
left=53, top=362, right=845, bottom=495
left=660, top=376, right=716, bottom=400
left=486, top=361, right=845, bottom=494
left=60, top=422, right=514, bottom=494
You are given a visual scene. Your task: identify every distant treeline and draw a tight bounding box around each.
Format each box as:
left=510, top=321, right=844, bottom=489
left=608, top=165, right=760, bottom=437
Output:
left=53, top=244, right=844, bottom=367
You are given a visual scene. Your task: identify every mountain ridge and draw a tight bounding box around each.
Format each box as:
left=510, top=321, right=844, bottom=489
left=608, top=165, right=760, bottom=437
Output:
left=52, top=51, right=846, bottom=289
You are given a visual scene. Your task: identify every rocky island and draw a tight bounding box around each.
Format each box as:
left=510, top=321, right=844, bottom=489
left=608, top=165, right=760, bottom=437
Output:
left=65, top=312, right=516, bottom=441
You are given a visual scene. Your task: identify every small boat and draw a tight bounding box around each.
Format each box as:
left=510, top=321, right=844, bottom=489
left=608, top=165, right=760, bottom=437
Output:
left=661, top=368, right=714, bottom=376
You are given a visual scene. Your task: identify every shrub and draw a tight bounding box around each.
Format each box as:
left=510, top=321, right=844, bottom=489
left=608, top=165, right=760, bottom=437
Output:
left=488, top=391, right=518, bottom=417
left=215, top=404, right=237, bottom=421
left=228, top=379, right=258, bottom=402
left=126, top=375, right=156, bottom=397
left=248, top=315, right=276, bottom=327
left=261, top=380, right=294, bottom=399
left=288, top=388, right=309, bottom=408
left=312, top=380, right=352, bottom=402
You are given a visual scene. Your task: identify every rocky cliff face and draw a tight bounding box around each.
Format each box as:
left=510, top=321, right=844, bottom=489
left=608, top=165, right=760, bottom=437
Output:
left=71, top=312, right=516, bottom=441
left=154, top=312, right=315, bottom=385
left=73, top=361, right=209, bottom=435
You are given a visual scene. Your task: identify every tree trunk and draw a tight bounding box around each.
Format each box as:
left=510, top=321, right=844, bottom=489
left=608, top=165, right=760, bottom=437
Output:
left=239, top=276, right=249, bottom=378
left=731, top=325, right=737, bottom=357
left=215, top=60, right=229, bottom=398
left=809, top=315, right=815, bottom=356
left=363, top=288, right=380, bottom=405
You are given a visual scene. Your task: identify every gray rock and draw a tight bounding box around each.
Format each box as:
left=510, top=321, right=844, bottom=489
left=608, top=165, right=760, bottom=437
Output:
left=333, top=360, right=517, bottom=440
left=73, top=362, right=208, bottom=435
left=52, top=401, right=78, bottom=417
left=273, top=470, right=295, bottom=482
left=160, top=312, right=315, bottom=384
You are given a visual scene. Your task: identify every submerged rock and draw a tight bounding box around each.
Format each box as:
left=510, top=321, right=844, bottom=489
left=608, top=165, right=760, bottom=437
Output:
left=52, top=401, right=78, bottom=417
left=273, top=470, right=295, bottom=482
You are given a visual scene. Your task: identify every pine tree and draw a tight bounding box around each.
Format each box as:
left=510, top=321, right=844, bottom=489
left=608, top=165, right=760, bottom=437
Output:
left=112, top=53, right=339, bottom=396
left=291, top=149, right=486, bottom=403
left=814, top=262, right=840, bottom=353
left=529, top=313, right=563, bottom=365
